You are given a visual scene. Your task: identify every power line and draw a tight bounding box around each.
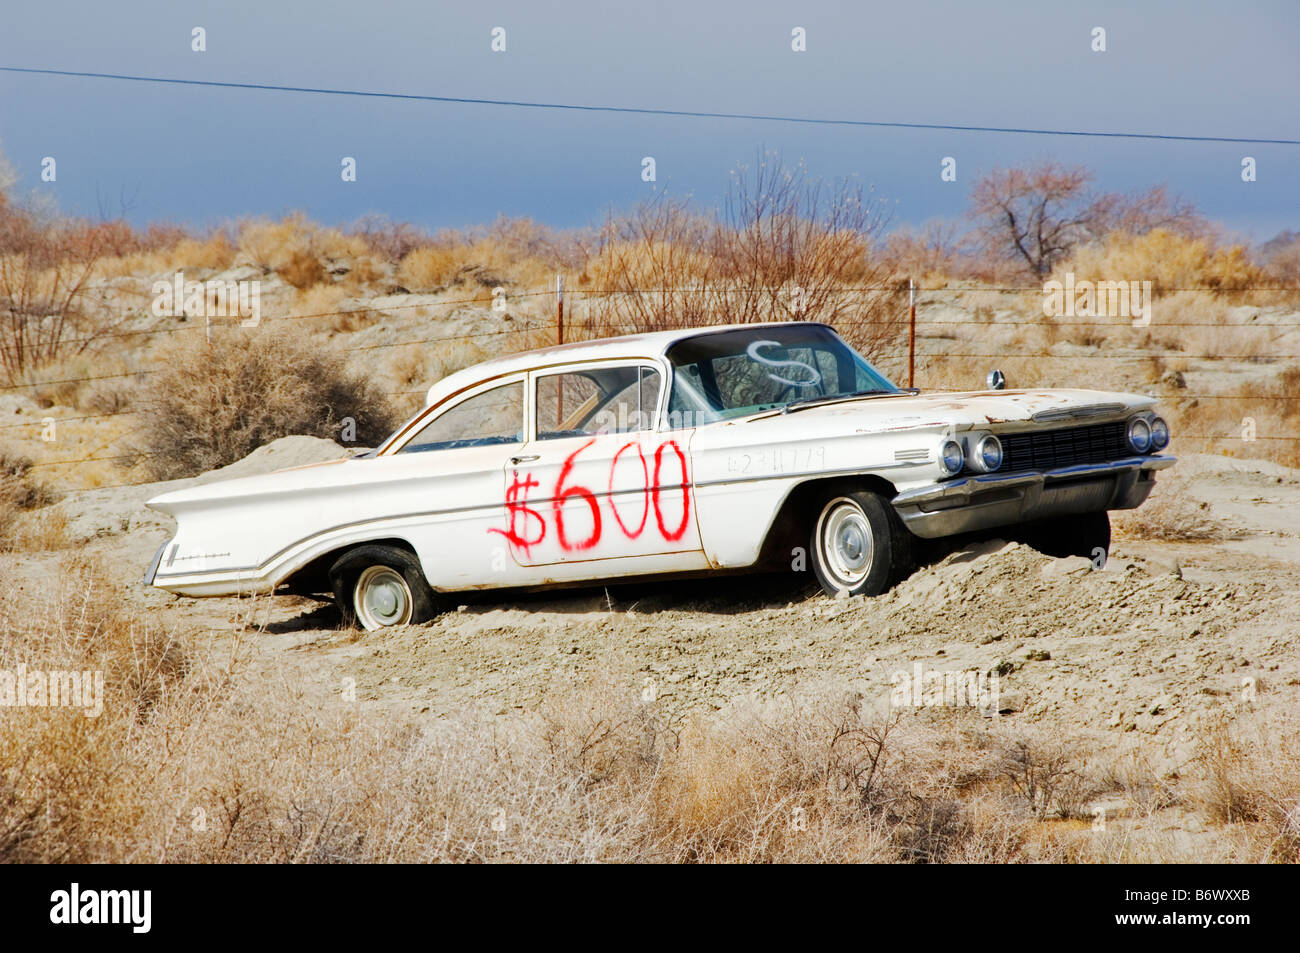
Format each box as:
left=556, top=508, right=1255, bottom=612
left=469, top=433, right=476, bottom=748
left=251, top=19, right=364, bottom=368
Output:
left=3, top=65, right=1298, bottom=146
left=914, top=352, right=1300, bottom=359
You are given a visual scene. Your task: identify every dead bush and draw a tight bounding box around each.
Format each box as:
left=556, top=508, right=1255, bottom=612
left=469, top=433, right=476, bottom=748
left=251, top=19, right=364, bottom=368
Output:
left=0, top=447, right=54, bottom=548
left=278, top=249, right=327, bottom=290
left=1111, top=471, right=1230, bottom=541
left=1055, top=229, right=1263, bottom=294
left=397, top=245, right=465, bottom=292
left=0, top=207, right=116, bottom=381
left=584, top=153, right=904, bottom=363
left=132, top=327, right=399, bottom=479
left=996, top=733, right=1085, bottom=820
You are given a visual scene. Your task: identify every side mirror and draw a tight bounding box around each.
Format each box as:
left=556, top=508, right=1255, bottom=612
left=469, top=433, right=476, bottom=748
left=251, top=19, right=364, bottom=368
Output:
left=987, top=369, right=1006, bottom=391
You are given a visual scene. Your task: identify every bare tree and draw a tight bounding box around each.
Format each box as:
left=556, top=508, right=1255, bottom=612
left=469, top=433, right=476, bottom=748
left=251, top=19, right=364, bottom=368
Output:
left=1259, top=230, right=1300, bottom=284
left=970, top=160, right=1209, bottom=278
left=0, top=206, right=107, bottom=381
left=1086, top=183, right=1209, bottom=242
left=969, top=162, right=1094, bottom=278
left=586, top=152, right=904, bottom=364
left=586, top=192, right=720, bottom=331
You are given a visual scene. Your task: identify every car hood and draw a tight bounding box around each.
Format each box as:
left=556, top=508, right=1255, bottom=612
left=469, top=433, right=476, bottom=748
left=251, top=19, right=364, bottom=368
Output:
left=744, top=388, right=1154, bottom=433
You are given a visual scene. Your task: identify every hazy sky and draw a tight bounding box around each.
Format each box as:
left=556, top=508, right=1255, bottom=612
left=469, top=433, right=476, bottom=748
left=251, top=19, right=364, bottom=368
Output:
left=2, top=1, right=1296, bottom=240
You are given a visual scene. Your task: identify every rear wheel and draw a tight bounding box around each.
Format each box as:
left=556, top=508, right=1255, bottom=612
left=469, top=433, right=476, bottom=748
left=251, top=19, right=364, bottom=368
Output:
left=329, top=545, right=437, bottom=630
left=810, top=490, right=913, bottom=598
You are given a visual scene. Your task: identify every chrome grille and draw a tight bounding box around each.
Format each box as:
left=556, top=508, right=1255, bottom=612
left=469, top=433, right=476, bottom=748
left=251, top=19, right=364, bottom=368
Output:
left=998, top=421, right=1129, bottom=473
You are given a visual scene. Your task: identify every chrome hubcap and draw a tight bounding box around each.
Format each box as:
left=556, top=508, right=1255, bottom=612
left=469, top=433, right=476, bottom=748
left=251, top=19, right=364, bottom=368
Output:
left=821, top=499, right=874, bottom=588
left=354, top=566, right=412, bottom=630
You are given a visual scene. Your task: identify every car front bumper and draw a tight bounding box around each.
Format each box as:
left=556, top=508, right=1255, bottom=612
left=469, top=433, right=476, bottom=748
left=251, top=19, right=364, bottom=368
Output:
left=890, top=455, right=1176, bottom=539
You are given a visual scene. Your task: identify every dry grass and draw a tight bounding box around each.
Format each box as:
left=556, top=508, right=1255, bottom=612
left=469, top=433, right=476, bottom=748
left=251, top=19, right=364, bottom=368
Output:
left=2, top=563, right=1294, bottom=864
left=1190, top=715, right=1300, bottom=862
left=0, top=557, right=187, bottom=860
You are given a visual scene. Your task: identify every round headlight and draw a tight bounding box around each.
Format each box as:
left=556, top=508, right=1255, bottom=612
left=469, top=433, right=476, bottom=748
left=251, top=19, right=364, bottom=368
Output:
left=977, top=435, right=1003, bottom=472
left=1127, top=417, right=1152, bottom=454
left=1150, top=416, right=1170, bottom=450
left=939, top=439, right=965, bottom=475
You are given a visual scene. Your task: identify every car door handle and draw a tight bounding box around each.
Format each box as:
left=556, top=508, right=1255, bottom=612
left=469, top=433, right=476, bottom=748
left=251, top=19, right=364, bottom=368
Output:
left=510, top=454, right=540, bottom=465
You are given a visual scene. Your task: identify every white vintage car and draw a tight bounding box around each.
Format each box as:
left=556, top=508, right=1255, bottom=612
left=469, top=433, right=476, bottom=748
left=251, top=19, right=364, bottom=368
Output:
left=145, top=322, right=1174, bottom=629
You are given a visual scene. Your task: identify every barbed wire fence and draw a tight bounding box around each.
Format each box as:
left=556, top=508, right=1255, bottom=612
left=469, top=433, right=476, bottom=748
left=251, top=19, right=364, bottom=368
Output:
left=1, top=278, right=1297, bottom=493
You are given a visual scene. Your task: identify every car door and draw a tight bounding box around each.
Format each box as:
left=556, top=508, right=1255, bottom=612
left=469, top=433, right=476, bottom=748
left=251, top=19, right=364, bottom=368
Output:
left=500, top=360, right=704, bottom=570
left=379, top=376, right=530, bottom=588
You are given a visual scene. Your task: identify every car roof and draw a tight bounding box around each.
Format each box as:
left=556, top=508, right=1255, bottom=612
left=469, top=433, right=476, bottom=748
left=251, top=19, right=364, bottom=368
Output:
left=424, top=320, right=827, bottom=406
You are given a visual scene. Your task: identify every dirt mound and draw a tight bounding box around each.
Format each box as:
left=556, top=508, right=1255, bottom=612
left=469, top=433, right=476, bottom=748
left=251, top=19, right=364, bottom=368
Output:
left=192, top=434, right=354, bottom=483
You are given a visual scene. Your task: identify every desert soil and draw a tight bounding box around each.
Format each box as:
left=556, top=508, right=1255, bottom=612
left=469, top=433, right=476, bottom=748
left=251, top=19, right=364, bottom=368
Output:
left=10, top=441, right=1292, bottom=795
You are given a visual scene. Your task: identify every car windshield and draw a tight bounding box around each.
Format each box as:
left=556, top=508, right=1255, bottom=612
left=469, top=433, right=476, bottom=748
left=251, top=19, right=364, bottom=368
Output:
left=664, top=324, right=900, bottom=425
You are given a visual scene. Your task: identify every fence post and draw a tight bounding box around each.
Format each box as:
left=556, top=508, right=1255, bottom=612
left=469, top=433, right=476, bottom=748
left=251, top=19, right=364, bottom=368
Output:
left=908, top=278, right=916, bottom=388
left=557, top=273, right=565, bottom=345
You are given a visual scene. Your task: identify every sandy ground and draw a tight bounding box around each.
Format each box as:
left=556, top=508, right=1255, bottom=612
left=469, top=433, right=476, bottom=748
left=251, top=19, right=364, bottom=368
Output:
left=14, top=441, right=1293, bottom=796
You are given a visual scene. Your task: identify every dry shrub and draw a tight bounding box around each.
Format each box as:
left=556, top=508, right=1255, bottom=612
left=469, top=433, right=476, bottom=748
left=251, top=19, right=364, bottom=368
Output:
left=1098, top=745, right=1179, bottom=817
left=1057, top=229, right=1263, bottom=293
left=1259, top=231, right=1300, bottom=286
left=0, top=447, right=54, bottom=547
left=879, top=222, right=973, bottom=284
left=79, top=377, right=134, bottom=415
left=237, top=215, right=313, bottom=272
left=397, top=245, right=465, bottom=292
left=1111, top=470, right=1230, bottom=541
left=133, top=327, right=399, bottom=479
left=341, top=255, right=385, bottom=292
left=278, top=249, right=327, bottom=290
left=995, top=733, right=1090, bottom=820
left=1190, top=715, right=1300, bottom=861
left=22, top=351, right=133, bottom=411
left=349, top=215, right=429, bottom=263
left=236, top=215, right=363, bottom=291
left=0, top=209, right=118, bottom=382
left=288, top=283, right=352, bottom=328
left=5, top=505, right=70, bottom=552
left=164, top=233, right=236, bottom=272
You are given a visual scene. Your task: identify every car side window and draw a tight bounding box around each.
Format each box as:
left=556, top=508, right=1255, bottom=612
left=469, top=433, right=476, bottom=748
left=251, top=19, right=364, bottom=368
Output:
left=396, top=382, right=524, bottom=453
left=536, top=366, right=661, bottom=439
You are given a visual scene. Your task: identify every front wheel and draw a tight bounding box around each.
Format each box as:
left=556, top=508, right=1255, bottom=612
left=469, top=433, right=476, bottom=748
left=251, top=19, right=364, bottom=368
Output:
left=810, top=490, right=912, bottom=598
left=329, top=545, right=437, bottom=631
